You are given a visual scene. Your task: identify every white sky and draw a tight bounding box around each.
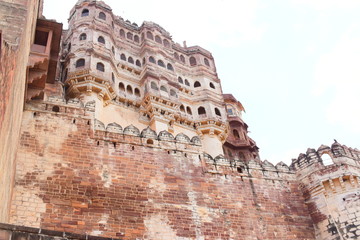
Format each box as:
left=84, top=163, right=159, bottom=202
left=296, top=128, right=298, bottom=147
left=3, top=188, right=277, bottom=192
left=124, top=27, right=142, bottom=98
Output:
left=43, top=0, right=360, bottom=165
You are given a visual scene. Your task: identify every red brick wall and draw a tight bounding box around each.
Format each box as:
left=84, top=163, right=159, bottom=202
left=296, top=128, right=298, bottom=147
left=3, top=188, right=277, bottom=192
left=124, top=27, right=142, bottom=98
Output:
left=10, top=103, right=315, bottom=240
left=0, top=0, right=41, bottom=222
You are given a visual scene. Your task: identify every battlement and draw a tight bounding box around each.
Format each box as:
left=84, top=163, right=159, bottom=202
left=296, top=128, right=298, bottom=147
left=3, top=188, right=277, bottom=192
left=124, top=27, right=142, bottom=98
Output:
left=26, top=97, right=292, bottom=184
left=291, top=141, right=360, bottom=175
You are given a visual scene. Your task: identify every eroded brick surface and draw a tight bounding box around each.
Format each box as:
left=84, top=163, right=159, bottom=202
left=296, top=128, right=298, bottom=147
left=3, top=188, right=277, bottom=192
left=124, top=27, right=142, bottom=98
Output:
left=10, top=104, right=315, bottom=240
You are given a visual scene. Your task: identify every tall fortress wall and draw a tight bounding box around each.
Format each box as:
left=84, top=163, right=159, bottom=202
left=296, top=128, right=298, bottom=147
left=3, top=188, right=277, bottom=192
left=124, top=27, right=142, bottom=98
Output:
left=0, top=0, right=359, bottom=240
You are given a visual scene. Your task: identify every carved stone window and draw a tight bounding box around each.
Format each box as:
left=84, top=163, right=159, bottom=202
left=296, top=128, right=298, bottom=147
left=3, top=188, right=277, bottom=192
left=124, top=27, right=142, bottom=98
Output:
left=190, top=56, right=197, bottom=66
left=157, top=60, right=165, bottom=68
left=215, top=108, right=221, bottom=116
left=146, top=31, right=153, bottom=40
left=167, top=63, right=174, bottom=71
left=99, top=12, right=106, bottom=20
left=96, top=62, right=105, bottom=72
left=151, top=82, right=158, bottom=90
left=81, top=9, right=89, bottom=17
left=98, top=36, right=105, bottom=44
left=76, top=59, right=85, bottom=68
left=79, top=33, right=87, bottom=41
left=198, top=107, right=206, bottom=115
left=194, top=81, right=201, bottom=88
left=204, top=58, right=210, bottom=66
left=149, top=56, right=155, bottom=63
left=155, top=35, right=162, bottom=44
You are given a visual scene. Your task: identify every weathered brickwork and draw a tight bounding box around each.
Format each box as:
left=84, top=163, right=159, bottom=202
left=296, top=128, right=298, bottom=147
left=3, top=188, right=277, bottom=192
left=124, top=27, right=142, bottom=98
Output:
left=9, top=101, right=315, bottom=240
left=0, top=223, right=123, bottom=240
left=0, top=0, right=42, bottom=222
left=292, top=144, right=360, bottom=240
left=2, top=0, right=360, bottom=239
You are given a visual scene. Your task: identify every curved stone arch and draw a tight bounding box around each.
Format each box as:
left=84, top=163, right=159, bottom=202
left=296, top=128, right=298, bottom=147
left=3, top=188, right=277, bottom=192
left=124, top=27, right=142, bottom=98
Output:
left=275, top=162, right=290, bottom=171
left=106, top=122, right=123, bottom=133
left=261, top=160, right=276, bottom=170
left=94, top=119, right=106, bottom=131
left=67, top=98, right=84, bottom=107
left=175, top=133, right=191, bottom=143
left=123, top=124, right=140, bottom=136
left=85, top=100, right=95, bottom=109
left=158, top=130, right=174, bottom=141
left=191, top=136, right=201, bottom=145
left=140, top=126, right=157, bottom=139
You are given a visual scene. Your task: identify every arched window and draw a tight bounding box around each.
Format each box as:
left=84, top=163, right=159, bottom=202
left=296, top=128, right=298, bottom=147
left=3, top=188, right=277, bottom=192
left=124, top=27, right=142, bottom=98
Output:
left=111, top=46, right=115, bottom=54
left=98, top=36, right=105, bottom=44
left=184, top=79, right=190, bottom=86
left=155, top=35, right=162, bottom=44
left=81, top=9, right=89, bottom=17
left=194, top=81, right=201, bottom=88
left=160, top=86, right=167, bottom=92
left=215, top=108, right=221, bottom=116
left=127, top=32, right=133, bottom=40
left=126, top=85, right=133, bottom=94
left=186, top=106, right=192, bottom=115
left=142, top=57, right=146, bottom=65
left=149, top=56, right=155, bottom=63
left=180, top=105, right=185, bottom=112
left=135, top=60, right=141, bottom=67
left=209, top=82, right=215, bottom=89
left=157, top=60, right=165, bottom=67
left=111, top=72, right=115, bottom=82
left=79, top=33, right=87, bottom=41
left=111, top=21, right=114, bottom=29
left=96, top=62, right=105, bottom=72
left=134, top=35, right=139, bottom=43
left=178, top=77, right=183, bottom=84
left=167, top=63, right=174, bottom=71
left=128, top=57, right=134, bottom=64
left=120, top=29, right=125, bottom=37
left=120, top=54, right=126, bottom=61
left=170, top=89, right=177, bottom=97
left=67, top=43, right=71, bottom=51
left=198, top=107, right=206, bottom=115
left=233, top=129, right=240, bottom=139
left=174, top=52, right=179, bottom=60
left=163, top=39, right=170, bottom=48
left=75, top=58, right=85, bottom=68
left=99, top=12, right=106, bottom=20
left=135, top=88, right=140, bottom=97
left=151, top=82, right=158, bottom=90
left=190, top=56, right=197, bottom=66
left=204, top=58, right=210, bottom=66
left=321, top=153, right=334, bottom=166
left=119, top=82, right=125, bottom=91
left=146, top=31, right=153, bottom=40
left=180, top=55, right=185, bottom=63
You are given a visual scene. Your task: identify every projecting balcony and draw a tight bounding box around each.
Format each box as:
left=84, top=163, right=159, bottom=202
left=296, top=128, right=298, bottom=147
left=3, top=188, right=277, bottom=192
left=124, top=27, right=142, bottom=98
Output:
left=26, top=19, right=62, bottom=101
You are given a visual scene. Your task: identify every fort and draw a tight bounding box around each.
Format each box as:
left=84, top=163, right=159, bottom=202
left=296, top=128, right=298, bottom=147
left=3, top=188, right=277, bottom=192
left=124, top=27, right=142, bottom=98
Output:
left=0, top=0, right=359, bottom=239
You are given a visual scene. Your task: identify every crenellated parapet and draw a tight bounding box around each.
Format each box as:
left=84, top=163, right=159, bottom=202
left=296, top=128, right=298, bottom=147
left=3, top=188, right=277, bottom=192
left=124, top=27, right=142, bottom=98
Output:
left=291, top=141, right=360, bottom=177
left=292, top=142, right=360, bottom=240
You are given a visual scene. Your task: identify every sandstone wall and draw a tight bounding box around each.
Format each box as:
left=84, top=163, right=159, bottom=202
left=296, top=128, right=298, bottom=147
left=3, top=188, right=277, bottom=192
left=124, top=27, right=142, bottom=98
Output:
left=9, top=100, right=315, bottom=240
left=292, top=145, right=360, bottom=240
left=0, top=0, right=41, bottom=222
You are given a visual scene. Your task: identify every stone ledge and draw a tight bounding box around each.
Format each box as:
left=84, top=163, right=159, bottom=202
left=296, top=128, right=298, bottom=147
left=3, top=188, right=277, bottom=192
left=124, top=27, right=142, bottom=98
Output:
left=0, top=223, right=123, bottom=240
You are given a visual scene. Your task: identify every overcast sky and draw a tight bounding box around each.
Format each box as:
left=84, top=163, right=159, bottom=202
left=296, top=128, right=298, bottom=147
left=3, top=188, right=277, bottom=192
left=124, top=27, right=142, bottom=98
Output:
left=44, top=0, right=360, bottom=165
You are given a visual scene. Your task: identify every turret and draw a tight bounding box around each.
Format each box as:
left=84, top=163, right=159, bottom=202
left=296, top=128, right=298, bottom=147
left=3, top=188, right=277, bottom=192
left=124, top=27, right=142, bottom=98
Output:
left=222, top=94, right=259, bottom=161
left=292, top=141, right=360, bottom=240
